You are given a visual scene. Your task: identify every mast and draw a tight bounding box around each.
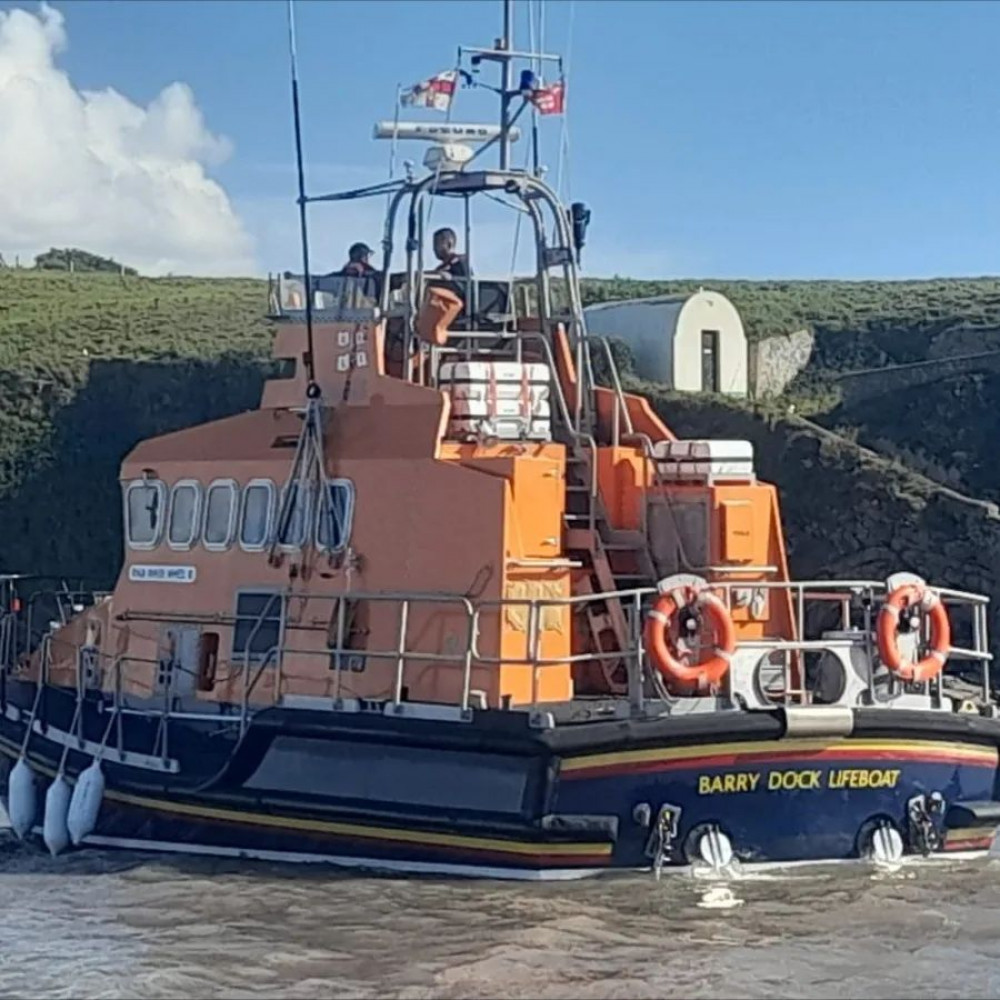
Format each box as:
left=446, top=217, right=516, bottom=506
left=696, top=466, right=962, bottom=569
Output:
left=459, top=0, right=560, bottom=174
left=271, top=0, right=331, bottom=570
left=499, top=0, right=514, bottom=170
left=286, top=0, right=317, bottom=390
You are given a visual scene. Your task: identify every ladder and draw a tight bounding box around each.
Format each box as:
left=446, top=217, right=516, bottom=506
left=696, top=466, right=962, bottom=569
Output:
left=562, top=445, right=659, bottom=695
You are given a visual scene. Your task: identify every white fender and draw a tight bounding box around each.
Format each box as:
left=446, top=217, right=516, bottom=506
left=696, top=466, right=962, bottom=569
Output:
left=43, top=774, right=71, bottom=857
left=7, top=757, right=36, bottom=839
left=67, top=760, right=105, bottom=845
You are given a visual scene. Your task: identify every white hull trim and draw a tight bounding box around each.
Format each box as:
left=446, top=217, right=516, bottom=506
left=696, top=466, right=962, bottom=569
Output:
left=17, top=829, right=993, bottom=881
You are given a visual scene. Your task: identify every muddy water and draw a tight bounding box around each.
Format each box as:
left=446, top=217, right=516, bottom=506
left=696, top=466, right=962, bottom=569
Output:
left=2, top=837, right=1000, bottom=1000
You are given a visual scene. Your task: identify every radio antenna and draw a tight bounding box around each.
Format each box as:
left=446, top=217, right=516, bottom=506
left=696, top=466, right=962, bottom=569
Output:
left=286, top=0, right=317, bottom=390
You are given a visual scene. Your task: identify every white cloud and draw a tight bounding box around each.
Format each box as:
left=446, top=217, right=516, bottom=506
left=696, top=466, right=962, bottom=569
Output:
left=0, top=2, right=254, bottom=275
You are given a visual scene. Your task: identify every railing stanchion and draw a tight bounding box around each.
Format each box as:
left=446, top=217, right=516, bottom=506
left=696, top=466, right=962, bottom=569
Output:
left=393, top=600, right=410, bottom=706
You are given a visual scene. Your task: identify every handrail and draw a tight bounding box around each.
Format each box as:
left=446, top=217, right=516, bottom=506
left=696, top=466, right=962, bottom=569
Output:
left=242, top=646, right=279, bottom=734
left=8, top=577, right=992, bottom=720
left=588, top=335, right=635, bottom=445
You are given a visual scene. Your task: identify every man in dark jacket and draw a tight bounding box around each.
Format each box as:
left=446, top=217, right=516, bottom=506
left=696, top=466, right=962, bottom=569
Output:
left=431, top=228, right=467, bottom=278
left=339, top=242, right=376, bottom=277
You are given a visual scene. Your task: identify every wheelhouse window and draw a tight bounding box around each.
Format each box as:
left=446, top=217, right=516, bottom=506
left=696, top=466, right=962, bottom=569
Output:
left=125, top=479, right=166, bottom=550
left=316, top=479, right=355, bottom=552
left=239, top=479, right=275, bottom=551
left=276, top=482, right=311, bottom=549
left=167, top=480, right=201, bottom=550
left=203, top=479, right=238, bottom=550
left=232, top=590, right=285, bottom=664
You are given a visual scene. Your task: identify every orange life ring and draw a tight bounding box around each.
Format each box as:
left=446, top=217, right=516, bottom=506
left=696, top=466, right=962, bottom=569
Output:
left=876, top=583, right=951, bottom=683
left=644, top=586, right=735, bottom=694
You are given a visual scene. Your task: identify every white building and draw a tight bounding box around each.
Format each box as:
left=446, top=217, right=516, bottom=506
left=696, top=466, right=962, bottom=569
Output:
left=583, top=289, right=748, bottom=396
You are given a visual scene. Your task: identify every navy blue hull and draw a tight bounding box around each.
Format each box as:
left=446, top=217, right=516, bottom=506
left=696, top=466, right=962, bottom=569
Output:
left=555, top=738, right=1000, bottom=864
left=2, top=681, right=999, bottom=878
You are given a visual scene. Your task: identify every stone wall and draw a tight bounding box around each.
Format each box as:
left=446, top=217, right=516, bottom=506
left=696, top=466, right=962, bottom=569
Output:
left=749, top=328, right=814, bottom=398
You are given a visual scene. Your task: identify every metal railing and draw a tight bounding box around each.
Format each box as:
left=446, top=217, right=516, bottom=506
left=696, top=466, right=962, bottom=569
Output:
left=1, top=566, right=992, bottom=764
left=77, top=577, right=993, bottom=723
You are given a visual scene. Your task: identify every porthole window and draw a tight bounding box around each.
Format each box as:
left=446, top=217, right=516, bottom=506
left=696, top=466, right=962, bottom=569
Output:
left=125, top=479, right=166, bottom=550
left=239, top=479, right=275, bottom=551
left=276, top=482, right=311, bottom=549
left=316, top=479, right=355, bottom=552
left=203, top=479, right=238, bottom=550
left=167, top=480, right=201, bottom=550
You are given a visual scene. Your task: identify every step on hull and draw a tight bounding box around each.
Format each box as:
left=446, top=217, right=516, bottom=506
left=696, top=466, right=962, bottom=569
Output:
left=1, top=698, right=998, bottom=878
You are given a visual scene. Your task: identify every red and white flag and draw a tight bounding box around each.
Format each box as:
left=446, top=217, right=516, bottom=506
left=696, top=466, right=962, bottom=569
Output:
left=531, top=80, right=565, bottom=116
left=400, top=70, right=458, bottom=112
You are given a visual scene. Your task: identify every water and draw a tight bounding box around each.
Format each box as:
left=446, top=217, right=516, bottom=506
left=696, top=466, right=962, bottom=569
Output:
left=2, top=838, right=1000, bottom=1000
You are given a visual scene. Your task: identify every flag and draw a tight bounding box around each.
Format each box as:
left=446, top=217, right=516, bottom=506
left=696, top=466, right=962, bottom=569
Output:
left=400, top=70, right=458, bottom=112
left=531, top=80, right=565, bottom=116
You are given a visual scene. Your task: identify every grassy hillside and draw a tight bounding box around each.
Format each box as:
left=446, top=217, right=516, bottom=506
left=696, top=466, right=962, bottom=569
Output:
left=585, top=276, right=1000, bottom=502
left=2, top=267, right=999, bottom=626
left=0, top=271, right=273, bottom=584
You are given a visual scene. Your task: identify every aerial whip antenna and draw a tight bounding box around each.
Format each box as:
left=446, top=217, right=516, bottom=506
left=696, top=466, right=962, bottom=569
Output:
left=269, top=0, right=334, bottom=572
left=286, top=0, right=317, bottom=391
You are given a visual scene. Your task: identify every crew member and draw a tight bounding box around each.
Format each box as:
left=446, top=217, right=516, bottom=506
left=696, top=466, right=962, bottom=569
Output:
left=339, top=242, right=376, bottom=277
left=431, top=228, right=468, bottom=278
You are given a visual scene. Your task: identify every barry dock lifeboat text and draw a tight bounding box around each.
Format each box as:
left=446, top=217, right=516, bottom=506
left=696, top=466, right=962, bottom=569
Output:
left=698, top=768, right=902, bottom=795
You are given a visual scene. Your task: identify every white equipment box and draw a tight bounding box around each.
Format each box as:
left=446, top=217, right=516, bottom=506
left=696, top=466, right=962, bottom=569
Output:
left=439, top=361, right=552, bottom=441
left=651, top=439, right=755, bottom=482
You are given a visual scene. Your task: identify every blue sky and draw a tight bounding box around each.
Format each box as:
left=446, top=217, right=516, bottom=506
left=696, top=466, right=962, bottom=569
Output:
left=2, top=0, right=1000, bottom=279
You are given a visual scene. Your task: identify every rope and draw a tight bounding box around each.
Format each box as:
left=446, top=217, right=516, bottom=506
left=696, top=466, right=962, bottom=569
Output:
left=385, top=83, right=402, bottom=216
left=508, top=0, right=538, bottom=285
left=556, top=0, right=575, bottom=202
left=540, top=0, right=545, bottom=64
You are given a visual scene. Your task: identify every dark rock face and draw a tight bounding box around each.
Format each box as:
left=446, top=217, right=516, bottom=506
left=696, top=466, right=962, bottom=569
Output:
left=653, top=388, right=1000, bottom=671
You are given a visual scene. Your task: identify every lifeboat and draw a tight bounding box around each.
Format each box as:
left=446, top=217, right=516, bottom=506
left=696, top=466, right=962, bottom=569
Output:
left=0, top=0, right=997, bottom=882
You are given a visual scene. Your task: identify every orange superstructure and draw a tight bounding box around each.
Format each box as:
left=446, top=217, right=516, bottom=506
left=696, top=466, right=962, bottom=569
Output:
left=31, top=271, right=799, bottom=713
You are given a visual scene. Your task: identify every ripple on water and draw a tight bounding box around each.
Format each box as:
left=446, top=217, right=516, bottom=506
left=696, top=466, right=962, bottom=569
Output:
left=3, top=841, right=1000, bottom=998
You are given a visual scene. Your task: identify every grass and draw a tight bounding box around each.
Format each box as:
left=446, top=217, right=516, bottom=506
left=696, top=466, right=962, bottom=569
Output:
left=581, top=275, right=1000, bottom=370
left=1, top=267, right=999, bottom=588
left=0, top=271, right=272, bottom=374
left=0, top=271, right=275, bottom=583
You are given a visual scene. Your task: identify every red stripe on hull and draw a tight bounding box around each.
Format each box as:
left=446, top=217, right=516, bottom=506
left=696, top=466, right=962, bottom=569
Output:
left=115, top=800, right=611, bottom=869
left=564, top=747, right=997, bottom=781
left=944, top=838, right=994, bottom=852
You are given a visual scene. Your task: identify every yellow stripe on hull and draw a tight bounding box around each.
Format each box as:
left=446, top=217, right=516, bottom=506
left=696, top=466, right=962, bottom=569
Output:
left=561, top=738, right=1000, bottom=774
left=946, top=827, right=998, bottom=844
left=0, top=734, right=610, bottom=861
left=107, top=788, right=611, bottom=858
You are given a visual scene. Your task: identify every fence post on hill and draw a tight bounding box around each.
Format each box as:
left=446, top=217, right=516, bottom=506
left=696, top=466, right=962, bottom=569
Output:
left=747, top=340, right=759, bottom=399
